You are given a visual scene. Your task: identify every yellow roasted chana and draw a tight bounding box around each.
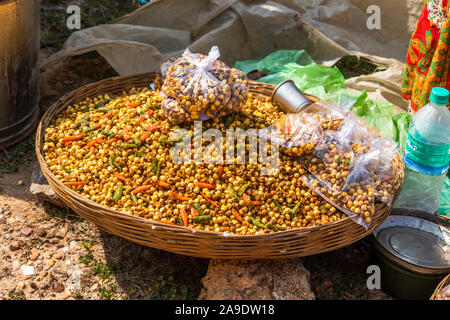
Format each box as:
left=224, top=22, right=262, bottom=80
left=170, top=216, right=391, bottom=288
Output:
left=43, top=87, right=352, bottom=235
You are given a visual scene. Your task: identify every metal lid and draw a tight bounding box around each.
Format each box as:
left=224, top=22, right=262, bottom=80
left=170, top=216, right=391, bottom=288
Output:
left=374, top=215, right=450, bottom=270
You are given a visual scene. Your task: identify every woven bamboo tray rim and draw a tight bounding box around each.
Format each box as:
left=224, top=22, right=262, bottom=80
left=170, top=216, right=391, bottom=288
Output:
left=430, top=273, right=450, bottom=300
left=35, top=72, right=404, bottom=259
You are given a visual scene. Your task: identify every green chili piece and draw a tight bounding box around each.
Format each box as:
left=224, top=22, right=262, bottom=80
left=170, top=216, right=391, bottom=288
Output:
left=290, top=200, right=302, bottom=219
left=228, top=185, right=239, bottom=203
left=62, top=165, right=71, bottom=174
left=97, top=107, right=110, bottom=113
left=156, top=161, right=162, bottom=178
left=224, top=113, right=235, bottom=126
left=268, top=224, right=286, bottom=232
left=274, top=199, right=284, bottom=214
left=136, top=152, right=144, bottom=158
left=132, top=137, right=142, bottom=147
left=131, top=194, right=138, bottom=205
left=237, top=184, right=249, bottom=197
left=84, top=128, right=97, bottom=134
left=113, top=184, right=123, bottom=203
left=249, top=216, right=269, bottom=229
left=151, top=158, right=158, bottom=174
left=109, top=156, right=121, bottom=171
left=95, top=99, right=110, bottom=109
left=193, top=215, right=211, bottom=224
left=192, top=203, right=204, bottom=216
left=118, top=143, right=138, bottom=149
left=101, top=130, right=116, bottom=137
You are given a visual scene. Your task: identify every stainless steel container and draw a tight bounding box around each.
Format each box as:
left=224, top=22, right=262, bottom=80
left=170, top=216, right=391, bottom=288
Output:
left=371, top=208, right=450, bottom=299
left=271, top=80, right=312, bottom=113
left=0, top=0, right=40, bottom=148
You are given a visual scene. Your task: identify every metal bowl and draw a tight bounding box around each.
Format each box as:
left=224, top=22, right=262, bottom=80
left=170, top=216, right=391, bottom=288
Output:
left=370, top=208, right=450, bottom=299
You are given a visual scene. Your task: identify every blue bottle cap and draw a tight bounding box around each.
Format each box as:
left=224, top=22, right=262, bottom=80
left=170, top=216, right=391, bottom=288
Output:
left=429, top=87, right=450, bottom=106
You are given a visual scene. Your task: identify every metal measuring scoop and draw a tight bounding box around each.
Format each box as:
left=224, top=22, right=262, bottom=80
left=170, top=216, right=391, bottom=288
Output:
left=271, top=80, right=312, bottom=113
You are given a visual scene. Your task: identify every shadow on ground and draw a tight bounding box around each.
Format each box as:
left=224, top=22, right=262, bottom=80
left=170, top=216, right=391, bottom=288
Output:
left=98, top=230, right=209, bottom=300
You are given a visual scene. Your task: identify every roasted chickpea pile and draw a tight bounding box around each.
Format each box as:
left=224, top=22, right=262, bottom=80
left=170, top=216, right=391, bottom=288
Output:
left=43, top=89, right=351, bottom=235
left=159, top=51, right=248, bottom=123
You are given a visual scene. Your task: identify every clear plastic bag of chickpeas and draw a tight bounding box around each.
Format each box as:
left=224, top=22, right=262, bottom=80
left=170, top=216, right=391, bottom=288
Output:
left=301, top=152, right=377, bottom=229
left=299, top=129, right=355, bottom=193
left=159, top=46, right=249, bottom=123
left=367, top=138, right=398, bottom=206
left=301, top=102, right=348, bottom=131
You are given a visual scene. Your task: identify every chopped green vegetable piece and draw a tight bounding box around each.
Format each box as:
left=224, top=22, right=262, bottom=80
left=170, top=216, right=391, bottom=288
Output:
left=151, top=158, right=158, bottom=174
left=132, top=137, right=142, bottom=147
left=131, top=194, right=138, bottom=205
left=95, top=99, right=110, bottom=109
left=274, top=199, right=284, bottom=214
left=249, top=216, right=269, bottom=229
left=101, top=130, right=116, bottom=137
left=193, top=215, right=211, bottom=224
left=290, top=200, right=302, bottom=219
left=224, top=113, right=235, bottom=126
left=237, top=184, right=249, bottom=197
left=228, top=185, right=239, bottom=203
left=97, top=107, right=110, bottom=113
left=62, top=165, right=71, bottom=174
left=113, top=184, right=123, bottom=203
left=117, top=144, right=138, bottom=149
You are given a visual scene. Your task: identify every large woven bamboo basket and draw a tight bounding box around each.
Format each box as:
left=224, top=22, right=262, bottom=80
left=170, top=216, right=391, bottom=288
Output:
left=36, top=72, right=404, bottom=259
left=430, top=273, right=450, bottom=300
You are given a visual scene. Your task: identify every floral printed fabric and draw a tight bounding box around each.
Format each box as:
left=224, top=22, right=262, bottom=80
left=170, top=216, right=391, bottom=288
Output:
left=402, top=0, right=450, bottom=111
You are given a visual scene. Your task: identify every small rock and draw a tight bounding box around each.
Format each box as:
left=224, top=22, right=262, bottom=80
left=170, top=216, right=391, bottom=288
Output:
left=29, top=282, right=38, bottom=290
left=38, top=281, right=49, bottom=290
left=29, top=248, right=40, bottom=261
left=29, top=161, right=66, bottom=207
left=18, top=180, right=24, bottom=186
left=53, top=252, right=64, bottom=260
left=45, top=259, right=56, bottom=269
left=0, top=208, right=3, bottom=214
left=39, top=270, right=48, bottom=277
left=21, top=266, right=35, bottom=276
left=9, top=241, right=21, bottom=251
left=21, top=227, right=33, bottom=237
left=55, top=229, right=66, bottom=239
left=62, top=247, right=69, bottom=253
left=36, top=229, right=47, bottom=237
left=12, top=260, right=21, bottom=270
left=199, top=259, right=315, bottom=300
left=52, top=281, right=65, bottom=293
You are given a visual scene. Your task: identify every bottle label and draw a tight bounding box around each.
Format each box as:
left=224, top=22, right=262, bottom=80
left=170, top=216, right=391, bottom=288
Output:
left=405, top=132, right=450, bottom=169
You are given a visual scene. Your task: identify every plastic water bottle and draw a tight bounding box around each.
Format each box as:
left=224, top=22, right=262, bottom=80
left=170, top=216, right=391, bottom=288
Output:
left=395, top=87, right=450, bottom=213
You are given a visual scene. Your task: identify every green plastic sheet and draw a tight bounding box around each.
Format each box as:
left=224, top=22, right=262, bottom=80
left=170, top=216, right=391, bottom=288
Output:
left=234, top=50, right=314, bottom=74
left=235, top=50, right=412, bottom=149
left=258, top=63, right=346, bottom=93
